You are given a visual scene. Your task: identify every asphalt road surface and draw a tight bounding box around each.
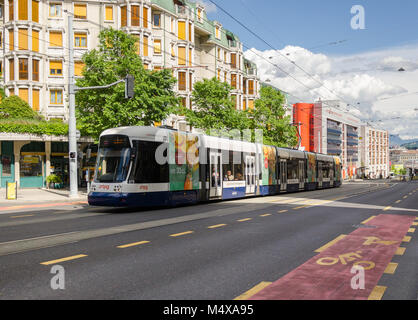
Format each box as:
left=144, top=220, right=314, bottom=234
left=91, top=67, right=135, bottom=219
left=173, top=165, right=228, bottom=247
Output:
left=0, top=181, right=416, bottom=300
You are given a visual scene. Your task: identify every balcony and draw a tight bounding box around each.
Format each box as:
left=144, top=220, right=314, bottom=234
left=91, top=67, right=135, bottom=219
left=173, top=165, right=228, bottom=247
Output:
left=327, top=127, right=342, bottom=135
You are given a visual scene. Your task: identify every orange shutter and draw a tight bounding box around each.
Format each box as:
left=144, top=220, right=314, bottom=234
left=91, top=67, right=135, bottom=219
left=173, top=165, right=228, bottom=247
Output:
left=154, top=39, right=161, bottom=54
left=143, top=35, right=148, bottom=56
left=178, top=47, right=186, bottom=65
left=133, top=35, right=140, bottom=55
left=32, top=0, right=38, bottom=22
left=18, top=29, right=28, bottom=50
left=9, top=30, right=14, bottom=50
left=121, top=6, right=127, bottom=26
left=9, top=59, right=14, bottom=80
left=49, top=31, right=62, bottom=47
left=143, top=7, right=148, bottom=28
left=74, top=61, right=85, bottom=76
left=105, top=6, right=113, bottom=21
left=32, top=89, right=39, bottom=111
left=19, top=88, right=29, bottom=103
left=188, top=48, right=192, bottom=66
left=178, top=72, right=186, bottom=91
left=32, top=30, right=39, bottom=52
left=178, top=21, right=186, bottom=40
left=131, top=5, right=140, bottom=26
left=18, top=0, right=28, bottom=20
left=74, top=4, right=87, bottom=19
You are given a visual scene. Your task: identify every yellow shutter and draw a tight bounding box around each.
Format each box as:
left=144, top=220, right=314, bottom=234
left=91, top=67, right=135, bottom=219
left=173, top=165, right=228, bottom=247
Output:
left=32, top=30, right=39, bottom=52
left=18, top=0, right=28, bottom=20
left=178, top=47, right=186, bottom=65
left=74, top=61, right=85, bottom=76
left=178, top=21, right=186, bottom=40
left=248, top=100, right=254, bottom=110
left=9, top=59, right=14, bottom=80
left=9, top=30, right=14, bottom=51
left=143, top=35, right=148, bottom=56
left=18, top=29, right=28, bottom=50
left=74, top=4, right=86, bottom=19
left=19, top=88, right=29, bottom=103
left=197, top=9, right=201, bottom=20
left=32, top=0, right=38, bottom=22
left=121, top=6, right=127, bottom=26
left=50, top=60, right=62, bottom=75
left=243, top=99, right=247, bottom=111
left=154, top=40, right=161, bottom=54
left=105, top=6, right=113, bottom=21
left=189, top=48, right=192, bottom=66
left=32, top=89, right=39, bottom=111
left=49, top=31, right=62, bottom=47
left=143, top=7, right=148, bottom=28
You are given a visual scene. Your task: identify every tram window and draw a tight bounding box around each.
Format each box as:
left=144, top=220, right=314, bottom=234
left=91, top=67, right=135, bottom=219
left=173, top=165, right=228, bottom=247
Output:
left=221, top=151, right=244, bottom=181
left=287, top=160, right=299, bottom=180
left=130, top=141, right=169, bottom=183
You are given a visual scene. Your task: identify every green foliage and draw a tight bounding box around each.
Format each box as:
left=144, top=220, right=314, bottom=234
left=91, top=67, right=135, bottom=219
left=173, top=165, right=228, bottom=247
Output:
left=75, top=28, right=179, bottom=140
left=247, top=86, right=298, bottom=147
left=0, top=119, right=69, bottom=136
left=46, top=174, right=63, bottom=184
left=0, top=95, right=42, bottom=120
left=182, top=77, right=250, bottom=134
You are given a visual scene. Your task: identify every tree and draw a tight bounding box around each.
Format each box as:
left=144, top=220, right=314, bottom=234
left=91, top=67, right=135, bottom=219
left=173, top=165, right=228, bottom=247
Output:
left=75, top=28, right=179, bottom=140
left=0, top=95, right=41, bottom=120
left=247, top=86, right=298, bottom=147
left=182, top=77, right=250, bottom=135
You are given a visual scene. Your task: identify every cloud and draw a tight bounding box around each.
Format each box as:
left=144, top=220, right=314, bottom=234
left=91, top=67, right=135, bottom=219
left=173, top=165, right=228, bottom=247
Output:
left=244, top=44, right=418, bottom=139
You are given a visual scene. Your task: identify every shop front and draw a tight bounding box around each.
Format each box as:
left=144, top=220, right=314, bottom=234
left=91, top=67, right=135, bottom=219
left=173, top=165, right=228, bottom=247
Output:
left=20, top=142, right=46, bottom=188
left=1, top=142, right=15, bottom=188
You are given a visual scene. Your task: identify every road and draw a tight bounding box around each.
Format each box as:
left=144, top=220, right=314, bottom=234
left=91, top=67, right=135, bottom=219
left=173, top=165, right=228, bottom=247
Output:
left=0, top=181, right=416, bottom=300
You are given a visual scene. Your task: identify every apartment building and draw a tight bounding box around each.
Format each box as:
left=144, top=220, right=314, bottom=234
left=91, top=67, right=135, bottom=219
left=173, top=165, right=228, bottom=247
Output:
left=360, top=125, right=389, bottom=179
left=0, top=0, right=260, bottom=188
left=0, top=0, right=260, bottom=126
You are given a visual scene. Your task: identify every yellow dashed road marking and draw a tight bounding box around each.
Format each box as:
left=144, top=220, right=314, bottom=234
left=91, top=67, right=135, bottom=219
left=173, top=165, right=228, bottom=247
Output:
left=395, top=247, right=406, bottom=255
left=117, top=241, right=150, bottom=249
left=170, top=231, right=194, bottom=237
left=395, top=200, right=401, bottom=204
left=208, top=224, right=227, bottom=229
left=384, top=262, right=398, bottom=274
left=260, top=214, right=272, bottom=217
left=40, top=254, right=87, bottom=266
left=314, top=235, right=347, bottom=253
left=412, top=222, right=418, bottom=226
left=238, top=218, right=252, bottom=222
left=368, top=286, right=387, bottom=300
left=10, top=214, right=34, bottom=219
left=402, top=236, right=411, bottom=243
left=278, top=210, right=288, bottom=213
left=383, top=206, right=392, bottom=211
left=408, top=228, right=416, bottom=233
left=234, top=282, right=272, bottom=300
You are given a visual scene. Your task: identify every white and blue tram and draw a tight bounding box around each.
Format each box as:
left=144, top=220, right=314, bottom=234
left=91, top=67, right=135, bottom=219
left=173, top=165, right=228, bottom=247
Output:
left=88, top=126, right=342, bottom=207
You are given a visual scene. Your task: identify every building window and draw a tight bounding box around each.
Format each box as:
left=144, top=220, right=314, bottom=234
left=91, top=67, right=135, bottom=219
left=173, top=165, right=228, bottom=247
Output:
left=131, top=5, right=140, bottom=26
left=121, top=6, right=127, bottom=27
left=104, top=5, right=113, bottom=21
left=18, top=28, right=28, bottom=50
left=19, top=88, right=29, bottom=103
left=50, top=89, right=63, bottom=104
left=9, top=0, right=14, bottom=21
left=18, top=58, right=28, bottom=80
left=248, top=80, right=254, bottom=95
left=230, top=53, right=237, bottom=69
left=49, top=3, right=62, bottom=17
left=154, top=39, right=161, bottom=55
left=32, top=59, right=39, bottom=81
left=74, top=4, right=87, bottom=19
left=153, top=13, right=161, bottom=27
left=189, top=22, right=192, bottom=42
left=178, top=71, right=186, bottom=91
left=74, top=61, right=85, bottom=77
left=9, top=29, right=14, bottom=51
left=49, top=31, right=62, bottom=47
left=9, top=59, right=14, bottom=80
left=189, top=48, right=192, bottom=66
left=133, top=35, right=140, bottom=55
left=171, top=44, right=175, bottom=57
left=231, top=74, right=237, bottom=89
left=32, top=30, right=39, bottom=51
left=215, top=26, right=220, bottom=39
left=143, top=7, right=149, bottom=28
left=74, top=33, right=87, bottom=48
left=178, top=47, right=186, bottom=65
left=32, top=88, right=39, bottom=111
left=197, top=8, right=202, bottom=22
left=178, top=21, right=186, bottom=40
left=49, top=60, right=62, bottom=76
left=18, top=0, right=28, bottom=20
left=143, top=35, right=148, bottom=57
left=32, top=0, right=38, bottom=22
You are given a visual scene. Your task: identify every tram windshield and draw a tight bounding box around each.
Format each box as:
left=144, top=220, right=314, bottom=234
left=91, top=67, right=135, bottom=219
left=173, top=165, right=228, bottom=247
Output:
left=95, top=135, right=132, bottom=183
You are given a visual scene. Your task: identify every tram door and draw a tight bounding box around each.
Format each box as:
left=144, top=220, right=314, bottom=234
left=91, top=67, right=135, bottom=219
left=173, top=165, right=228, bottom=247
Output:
left=298, top=160, right=305, bottom=189
left=245, top=156, right=256, bottom=194
left=280, top=160, right=287, bottom=191
left=318, top=162, right=323, bottom=188
left=209, top=152, right=222, bottom=198
left=330, top=165, right=334, bottom=187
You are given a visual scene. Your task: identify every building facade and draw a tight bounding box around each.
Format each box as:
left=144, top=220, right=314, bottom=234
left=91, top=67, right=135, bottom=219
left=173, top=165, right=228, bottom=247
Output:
left=0, top=0, right=260, bottom=188
left=293, top=100, right=363, bottom=179
left=360, top=125, right=389, bottom=179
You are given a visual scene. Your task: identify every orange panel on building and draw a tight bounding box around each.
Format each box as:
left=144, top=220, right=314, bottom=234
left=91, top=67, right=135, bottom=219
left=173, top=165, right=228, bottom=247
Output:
left=293, top=103, right=314, bottom=152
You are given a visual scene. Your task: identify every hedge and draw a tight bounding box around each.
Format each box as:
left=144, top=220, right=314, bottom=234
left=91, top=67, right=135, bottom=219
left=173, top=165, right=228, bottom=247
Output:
left=0, top=119, right=69, bottom=136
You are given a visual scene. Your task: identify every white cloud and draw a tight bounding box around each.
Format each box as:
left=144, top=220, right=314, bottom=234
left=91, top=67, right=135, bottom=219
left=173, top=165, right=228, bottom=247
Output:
left=244, top=44, right=418, bottom=139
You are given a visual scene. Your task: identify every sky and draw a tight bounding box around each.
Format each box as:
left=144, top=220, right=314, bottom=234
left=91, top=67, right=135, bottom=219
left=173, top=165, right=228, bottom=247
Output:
left=199, top=0, right=418, bottom=140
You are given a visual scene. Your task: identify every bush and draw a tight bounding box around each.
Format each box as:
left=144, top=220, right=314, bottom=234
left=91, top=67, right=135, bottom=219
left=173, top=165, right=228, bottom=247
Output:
left=0, top=95, right=43, bottom=120
left=0, top=119, right=69, bottom=136
left=46, top=174, right=63, bottom=184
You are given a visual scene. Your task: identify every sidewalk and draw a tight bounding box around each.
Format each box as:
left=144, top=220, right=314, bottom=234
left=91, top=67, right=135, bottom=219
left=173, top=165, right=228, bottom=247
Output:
left=0, top=187, right=88, bottom=207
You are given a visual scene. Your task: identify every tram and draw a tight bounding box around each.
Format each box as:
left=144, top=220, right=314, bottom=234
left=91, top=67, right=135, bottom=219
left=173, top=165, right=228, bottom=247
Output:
left=88, top=126, right=341, bottom=207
